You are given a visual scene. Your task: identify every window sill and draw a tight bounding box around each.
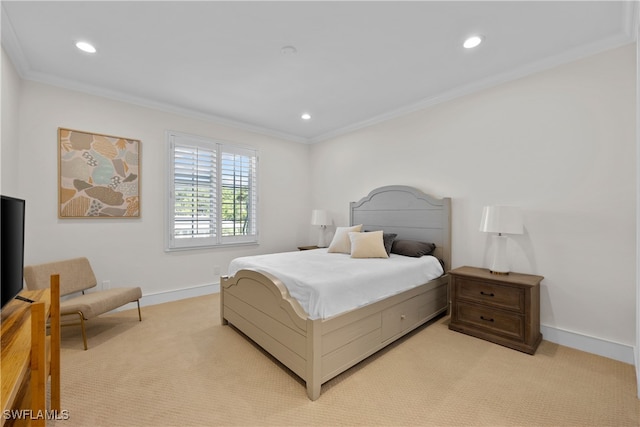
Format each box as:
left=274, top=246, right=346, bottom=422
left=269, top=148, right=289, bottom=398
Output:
left=165, top=241, right=259, bottom=252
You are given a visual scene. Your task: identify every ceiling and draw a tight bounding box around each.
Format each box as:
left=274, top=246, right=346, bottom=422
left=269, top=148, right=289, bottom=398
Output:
left=1, top=1, right=636, bottom=143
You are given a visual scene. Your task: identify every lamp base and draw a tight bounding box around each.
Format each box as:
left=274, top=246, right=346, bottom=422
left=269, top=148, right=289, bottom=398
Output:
left=489, top=235, right=511, bottom=275
left=317, top=226, right=327, bottom=248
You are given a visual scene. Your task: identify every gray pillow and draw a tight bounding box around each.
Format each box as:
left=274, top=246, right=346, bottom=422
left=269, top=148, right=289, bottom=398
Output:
left=391, top=240, right=436, bottom=257
left=382, top=233, right=397, bottom=255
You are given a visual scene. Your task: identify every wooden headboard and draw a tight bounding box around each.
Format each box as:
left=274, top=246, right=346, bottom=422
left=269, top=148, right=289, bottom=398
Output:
left=350, top=185, right=451, bottom=272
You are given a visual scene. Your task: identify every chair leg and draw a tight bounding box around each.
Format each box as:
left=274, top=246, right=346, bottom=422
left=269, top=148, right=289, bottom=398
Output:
left=61, top=311, right=89, bottom=350
left=77, top=313, right=88, bottom=351
left=63, top=302, right=141, bottom=350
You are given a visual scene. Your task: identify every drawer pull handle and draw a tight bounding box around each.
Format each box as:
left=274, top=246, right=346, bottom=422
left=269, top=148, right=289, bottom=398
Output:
left=480, top=291, right=495, bottom=297
left=480, top=316, right=494, bottom=322
left=400, top=315, right=406, bottom=320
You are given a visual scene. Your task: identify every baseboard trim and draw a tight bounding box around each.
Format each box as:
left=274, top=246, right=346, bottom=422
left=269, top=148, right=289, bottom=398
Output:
left=636, top=349, right=640, bottom=398
left=541, top=324, right=635, bottom=365
left=142, top=283, right=219, bottom=306
left=114, top=283, right=219, bottom=312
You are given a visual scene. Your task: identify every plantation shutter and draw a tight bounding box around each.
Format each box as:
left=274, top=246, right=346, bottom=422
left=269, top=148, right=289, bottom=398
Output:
left=220, top=145, right=258, bottom=244
left=166, top=131, right=258, bottom=250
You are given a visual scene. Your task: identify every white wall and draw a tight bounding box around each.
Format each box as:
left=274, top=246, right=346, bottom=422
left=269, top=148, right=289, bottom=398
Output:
left=13, top=77, right=311, bottom=300
left=310, top=44, right=636, bottom=361
left=1, top=47, right=22, bottom=195
left=3, top=43, right=637, bottom=363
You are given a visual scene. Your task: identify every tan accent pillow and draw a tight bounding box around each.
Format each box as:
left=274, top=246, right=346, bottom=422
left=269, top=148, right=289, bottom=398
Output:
left=327, top=224, right=363, bottom=253
left=349, top=230, right=389, bottom=259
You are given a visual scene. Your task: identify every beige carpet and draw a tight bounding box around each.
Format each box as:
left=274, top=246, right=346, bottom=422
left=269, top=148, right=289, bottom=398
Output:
left=50, top=294, right=639, bottom=427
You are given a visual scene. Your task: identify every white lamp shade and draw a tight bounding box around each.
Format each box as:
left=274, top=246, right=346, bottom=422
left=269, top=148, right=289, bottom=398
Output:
left=311, top=209, right=329, bottom=226
left=479, top=206, right=523, bottom=235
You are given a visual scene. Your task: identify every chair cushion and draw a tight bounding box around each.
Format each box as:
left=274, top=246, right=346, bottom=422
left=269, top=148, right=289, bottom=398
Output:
left=24, top=257, right=97, bottom=296
left=61, top=287, right=142, bottom=320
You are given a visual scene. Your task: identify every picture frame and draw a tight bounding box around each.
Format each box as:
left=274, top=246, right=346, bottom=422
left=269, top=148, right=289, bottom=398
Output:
left=58, top=128, right=140, bottom=218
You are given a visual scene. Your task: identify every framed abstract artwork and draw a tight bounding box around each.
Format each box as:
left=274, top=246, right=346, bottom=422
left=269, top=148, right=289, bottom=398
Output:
left=58, top=128, right=140, bottom=218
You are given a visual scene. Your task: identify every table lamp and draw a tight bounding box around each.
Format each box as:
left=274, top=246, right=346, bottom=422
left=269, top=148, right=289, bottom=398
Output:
left=311, top=209, right=329, bottom=247
left=479, top=206, right=523, bottom=275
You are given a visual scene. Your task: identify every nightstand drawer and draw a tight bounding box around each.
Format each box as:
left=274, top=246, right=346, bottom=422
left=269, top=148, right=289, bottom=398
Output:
left=456, top=301, right=524, bottom=341
left=456, top=278, right=524, bottom=312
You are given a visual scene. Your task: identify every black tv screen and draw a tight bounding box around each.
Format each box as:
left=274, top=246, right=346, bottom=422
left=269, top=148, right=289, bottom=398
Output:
left=1, top=195, right=26, bottom=308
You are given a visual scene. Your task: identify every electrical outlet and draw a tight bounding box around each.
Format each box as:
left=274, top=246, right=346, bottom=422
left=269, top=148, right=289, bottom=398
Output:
left=213, top=266, right=221, bottom=276
left=102, top=280, right=110, bottom=290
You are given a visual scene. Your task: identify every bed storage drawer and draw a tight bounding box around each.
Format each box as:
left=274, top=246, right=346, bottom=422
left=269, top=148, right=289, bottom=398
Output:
left=381, top=285, right=445, bottom=342
left=381, top=295, right=422, bottom=341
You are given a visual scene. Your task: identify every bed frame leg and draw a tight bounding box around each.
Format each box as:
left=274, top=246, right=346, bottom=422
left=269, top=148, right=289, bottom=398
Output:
left=306, top=318, right=322, bottom=400
left=220, top=276, right=228, bottom=326
left=307, top=382, right=321, bottom=401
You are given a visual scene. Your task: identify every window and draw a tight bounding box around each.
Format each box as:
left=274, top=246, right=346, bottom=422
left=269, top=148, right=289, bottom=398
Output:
left=166, top=131, right=258, bottom=250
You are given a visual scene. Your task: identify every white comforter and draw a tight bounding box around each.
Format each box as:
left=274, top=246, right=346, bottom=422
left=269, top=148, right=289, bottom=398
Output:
left=227, top=248, right=444, bottom=320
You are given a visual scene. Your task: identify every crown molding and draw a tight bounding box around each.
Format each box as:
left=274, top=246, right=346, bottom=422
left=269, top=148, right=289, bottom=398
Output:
left=1, top=3, right=30, bottom=75
left=17, top=69, right=309, bottom=144
left=309, top=30, right=636, bottom=144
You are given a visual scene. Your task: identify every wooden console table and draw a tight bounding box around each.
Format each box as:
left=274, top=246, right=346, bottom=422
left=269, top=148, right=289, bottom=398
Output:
left=1, top=276, right=60, bottom=427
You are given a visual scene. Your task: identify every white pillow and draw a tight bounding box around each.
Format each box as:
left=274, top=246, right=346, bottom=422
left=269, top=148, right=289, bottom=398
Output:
left=327, top=224, right=363, bottom=253
left=349, top=230, right=389, bottom=259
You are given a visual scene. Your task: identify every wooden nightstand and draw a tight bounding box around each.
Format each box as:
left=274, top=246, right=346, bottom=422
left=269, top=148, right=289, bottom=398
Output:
left=297, top=245, right=319, bottom=251
left=448, top=266, right=543, bottom=354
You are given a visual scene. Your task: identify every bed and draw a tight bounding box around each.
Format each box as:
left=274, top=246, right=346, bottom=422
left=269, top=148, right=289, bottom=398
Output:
left=220, top=185, right=451, bottom=400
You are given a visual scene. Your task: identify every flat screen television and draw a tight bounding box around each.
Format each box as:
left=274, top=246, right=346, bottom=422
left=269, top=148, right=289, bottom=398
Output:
left=1, top=195, right=26, bottom=309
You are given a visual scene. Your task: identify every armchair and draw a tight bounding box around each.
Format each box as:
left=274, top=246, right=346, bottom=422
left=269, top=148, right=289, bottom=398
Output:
left=24, top=257, right=142, bottom=350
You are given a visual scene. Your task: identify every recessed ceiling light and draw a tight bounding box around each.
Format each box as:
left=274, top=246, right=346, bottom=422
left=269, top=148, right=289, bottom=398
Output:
left=463, top=35, right=483, bottom=49
left=75, top=41, right=96, bottom=54
left=301, top=113, right=311, bottom=120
